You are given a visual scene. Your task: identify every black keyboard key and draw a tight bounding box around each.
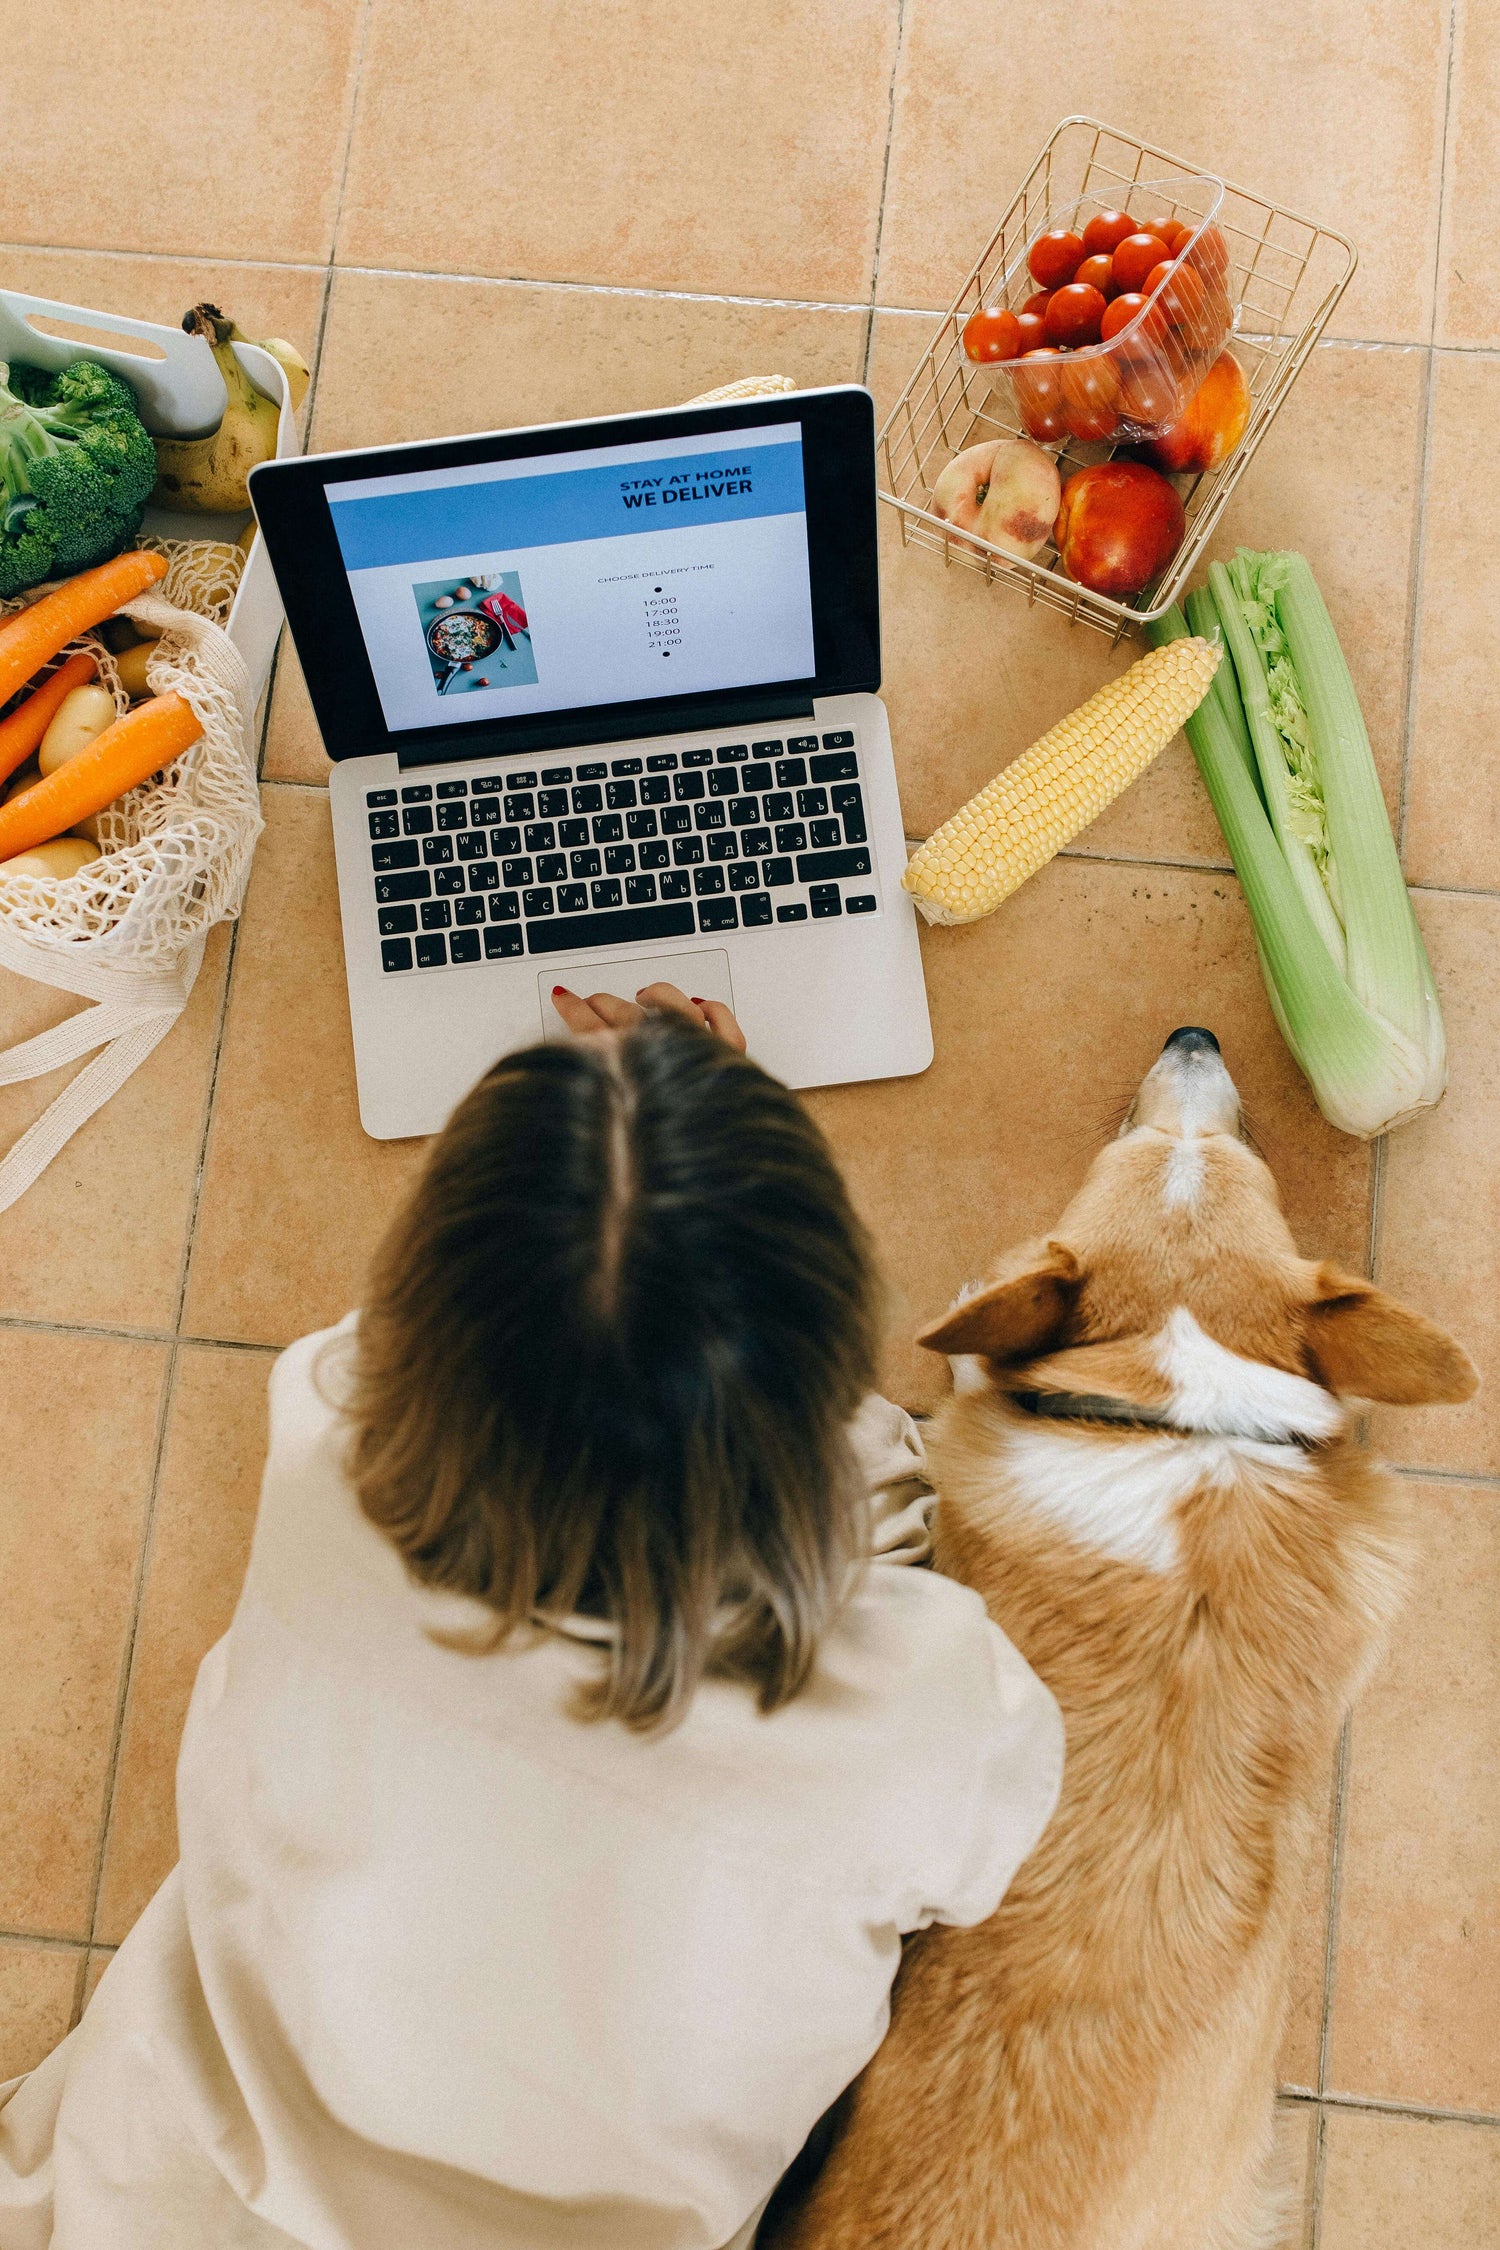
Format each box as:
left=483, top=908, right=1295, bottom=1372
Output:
left=400, top=783, right=432, bottom=803
left=536, top=853, right=567, bottom=883
left=472, top=776, right=504, bottom=794
left=811, top=750, right=858, bottom=782
left=421, top=836, right=454, bottom=865
left=449, top=929, right=482, bottom=964
left=456, top=831, right=489, bottom=861
left=741, top=828, right=773, bottom=857
left=604, top=845, right=636, bottom=873
left=421, top=900, right=453, bottom=931
left=453, top=896, right=487, bottom=926
left=375, top=871, right=430, bottom=904
left=592, top=814, right=624, bottom=843
left=540, top=766, right=572, bottom=786
left=694, top=803, right=726, bottom=831
left=576, top=761, right=607, bottom=781
left=470, top=797, right=502, bottom=826
left=661, top=809, right=692, bottom=839
left=367, top=788, right=397, bottom=807
left=402, top=806, right=434, bottom=836
left=841, top=808, right=867, bottom=847
left=572, top=784, right=603, bottom=813
left=524, top=822, right=556, bottom=852
left=372, top=840, right=420, bottom=873
left=706, top=833, right=738, bottom=862
left=846, top=894, right=877, bottom=914
left=415, top=933, right=447, bottom=967
left=557, top=884, right=588, bottom=914
left=468, top=862, right=499, bottom=892
left=638, top=840, right=670, bottom=870
left=673, top=772, right=705, bottom=801
left=625, top=875, right=657, bottom=904
left=381, top=937, right=414, bottom=972
left=523, top=887, right=554, bottom=917
left=490, top=893, right=520, bottom=921
left=558, top=818, right=589, bottom=847
left=506, top=770, right=538, bottom=788
left=796, top=848, right=872, bottom=883
left=592, top=878, right=623, bottom=909
left=611, top=756, right=643, bottom=775
left=741, top=893, right=773, bottom=926
left=606, top=780, right=638, bottom=809
left=729, top=797, right=762, bottom=827
left=716, top=743, right=749, bottom=763
left=830, top=782, right=862, bottom=814
left=763, top=858, right=794, bottom=887
left=434, top=866, right=465, bottom=896
left=776, top=759, right=807, bottom=787
left=681, top=748, right=713, bottom=768
left=776, top=902, right=808, bottom=922
left=698, top=898, right=738, bottom=932
left=787, top=734, right=818, bottom=755
left=810, top=819, right=842, bottom=849
left=672, top=837, right=704, bottom=866
left=639, top=776, right=671, bottom=806
left=810, top=884, right=842, bottom=918
left=437, top=779, right=467, bottom=799
left=762, top=792, right=793, bottom=821
left=571, top=848, right=602, bottom=878
left=821, top=730, right=854, bottom=748
left=660, top=871, right=691, bottom=900
left=504, top=792, right=535, bottom=821
left=775, top=823, right=807, bottom=853
left=502, top=857, right=534, bottom=886
left=797, top=787, right=828, bottom=818
left=537, top=788, right=569, bottom=817
left=368, top=810, right=399, bottom=840
left=751, top=739, right=783, bottom=755
left=728, top=863, right=760, bottom=891
left=741, top=763, right=773, bottom=792
left=626, top=809, right=659, bottom=839
left=693, top=867, right=725, bottom=896
left=491, top=825, right=521, bottom=856
left=646, top=752, right=678, bottom=772
left=707, top=769, right=739, bottom=797
left=484, top=924, right=524, bottom=958
left=526, top=901, right=697, bottom=954
left=378, top=904, right=418, bottom=936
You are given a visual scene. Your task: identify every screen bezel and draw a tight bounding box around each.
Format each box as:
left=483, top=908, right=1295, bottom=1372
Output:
left=247, top=386, right=880, bottom=767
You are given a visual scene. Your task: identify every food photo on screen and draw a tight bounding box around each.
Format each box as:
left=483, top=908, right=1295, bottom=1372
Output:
left=413, top=572, right=537, bottom=695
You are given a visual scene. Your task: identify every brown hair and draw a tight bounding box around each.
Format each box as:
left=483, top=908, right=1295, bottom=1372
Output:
left=346, top=1015, right=879, bottom=1732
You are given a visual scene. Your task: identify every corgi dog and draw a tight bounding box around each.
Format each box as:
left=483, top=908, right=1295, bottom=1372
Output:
left=772, top=1028, right=1475, bottom=2250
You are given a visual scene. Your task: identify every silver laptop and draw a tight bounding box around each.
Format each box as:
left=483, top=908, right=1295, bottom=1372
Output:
left=249, top=385, right=931, bottom=1139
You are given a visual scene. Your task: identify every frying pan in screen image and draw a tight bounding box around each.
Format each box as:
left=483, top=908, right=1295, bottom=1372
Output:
left=426, top=608, right=502, bottom=693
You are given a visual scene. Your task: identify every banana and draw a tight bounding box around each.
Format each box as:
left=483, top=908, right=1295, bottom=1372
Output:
left=224, top=320, right=310, bottom=413
left=152, top=304, right=280, bottom=514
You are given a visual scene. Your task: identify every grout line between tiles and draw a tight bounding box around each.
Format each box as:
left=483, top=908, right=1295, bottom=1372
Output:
left=1307, top=2098, right=1329, bottom=2248
left=1281, top=2087, right=1500, bottom=2131
left=1316, top=1718, right=1353, bottom=2103
left=860, top=0, right=908, bottom=386
left=0, top=1926, right=91, bottom=1953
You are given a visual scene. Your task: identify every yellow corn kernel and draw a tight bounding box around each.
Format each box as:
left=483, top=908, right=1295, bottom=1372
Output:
left=902, top=637, right=1221, bottom=926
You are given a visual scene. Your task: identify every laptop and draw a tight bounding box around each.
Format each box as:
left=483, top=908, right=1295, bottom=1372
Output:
left=248, top=384, right=932, bottom=1139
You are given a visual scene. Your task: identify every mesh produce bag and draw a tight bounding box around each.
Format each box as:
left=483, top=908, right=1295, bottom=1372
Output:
left=0, top=542, right=263, bottom=1211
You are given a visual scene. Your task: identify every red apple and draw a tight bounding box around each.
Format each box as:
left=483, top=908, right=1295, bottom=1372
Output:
left=1053, top=461, right=1185, bottom=598
left=1139, top=351, right=1251, bottom=473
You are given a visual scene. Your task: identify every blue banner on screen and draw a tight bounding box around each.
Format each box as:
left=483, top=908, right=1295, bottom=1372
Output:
left=328, top=424, right=815, bottom=732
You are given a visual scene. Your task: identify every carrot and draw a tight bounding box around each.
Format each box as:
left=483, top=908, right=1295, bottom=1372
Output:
left=0, top=652, right=98, bottom=787
left=0, top=551, right=168, bottom=707
left=0, top=693, right=202, bottom=863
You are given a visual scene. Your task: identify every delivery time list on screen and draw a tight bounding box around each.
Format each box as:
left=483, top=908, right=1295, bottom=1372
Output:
left=328, top=425, right=816, bottom=733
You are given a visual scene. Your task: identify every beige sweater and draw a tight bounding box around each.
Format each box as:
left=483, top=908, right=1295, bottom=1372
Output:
left=0, top=1319, right=1062, bottom=2250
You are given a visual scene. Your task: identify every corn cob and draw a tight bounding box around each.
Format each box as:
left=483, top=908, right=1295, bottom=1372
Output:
left=902, top=637, right=1221, bottom=926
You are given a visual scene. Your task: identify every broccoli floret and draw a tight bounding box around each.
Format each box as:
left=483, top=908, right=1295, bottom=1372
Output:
left=0, top=358, right=157, bottom=598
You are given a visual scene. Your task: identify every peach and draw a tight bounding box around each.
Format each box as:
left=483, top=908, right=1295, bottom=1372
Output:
left=1053, top=460, right=1185, bottom=599
left=1140, top=351, right=1251, bottom=475
left=930, top=438, right=1060, bottom=561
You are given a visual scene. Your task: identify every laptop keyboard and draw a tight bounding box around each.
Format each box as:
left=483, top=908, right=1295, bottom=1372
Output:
left=366, top=731, right=878, bottom=974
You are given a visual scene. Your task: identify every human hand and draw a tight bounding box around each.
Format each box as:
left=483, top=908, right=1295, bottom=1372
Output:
left=550, top=981, right=747, bottom=1052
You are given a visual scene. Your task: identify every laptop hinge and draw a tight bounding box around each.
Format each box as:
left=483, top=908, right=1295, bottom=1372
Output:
left=393, top=691, right=818, bottom=770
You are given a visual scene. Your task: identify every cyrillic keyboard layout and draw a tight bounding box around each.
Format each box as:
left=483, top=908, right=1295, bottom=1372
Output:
left=366, top=730, right=878, bottom=973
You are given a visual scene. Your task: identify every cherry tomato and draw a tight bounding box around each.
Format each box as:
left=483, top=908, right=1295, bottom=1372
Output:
left=1081, top=209, right=1136, bottom=257
left=1156, top=261, right=1212, bottom=341
left=962, top=305, right=1023, bottom=364
left=1195, top=224, right=1231, bottom=284
left=1099, top=291, right=1148, bottom=341
left=1060, top=353, right=1123, bottom=443
left=1155, top=218, right=1192, bottom=257
left=1014, top=310, right=1050, bottom=351
left=1111, top=232, right=1171, bottom=294
left=1013, top=348, right=1068, bottom=443
left=1074, top=253, right=1118, bottom=298
left=1027, top=230, right=1085, bottom=289
left=1021, top=288, right=1054, bottom=319
left=1117, top=350, right=1183, bottom=431
left=1044, top=282, right=1107, bottom=347
left=1143, top=261, right=1174, bottom=297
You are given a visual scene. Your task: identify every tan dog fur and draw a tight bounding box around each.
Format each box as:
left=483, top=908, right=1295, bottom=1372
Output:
left=770, top=1039, right=1474, bottom=2250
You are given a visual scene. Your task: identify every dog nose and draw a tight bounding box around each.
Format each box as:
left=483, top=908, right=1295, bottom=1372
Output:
left=1163, top=1027, right=1220, bottom=1055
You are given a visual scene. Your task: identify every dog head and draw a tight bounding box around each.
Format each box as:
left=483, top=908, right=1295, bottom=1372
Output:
left=919, top=1029, right=1475, bottom=1422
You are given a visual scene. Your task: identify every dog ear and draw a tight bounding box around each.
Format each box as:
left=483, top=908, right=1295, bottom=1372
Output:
left=918, top=1244, right=1081, bottom=1362
left=1303, top=1266, right=1477, bottom=1405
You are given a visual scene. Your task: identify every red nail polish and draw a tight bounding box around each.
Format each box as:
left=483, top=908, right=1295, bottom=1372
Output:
left=552, top=985, right=567, bottom=996
left=690, top=997, right=706, bottom=1005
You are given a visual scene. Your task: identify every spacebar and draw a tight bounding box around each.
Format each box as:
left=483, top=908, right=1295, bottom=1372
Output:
left=524, top=902, right=698, bottom=955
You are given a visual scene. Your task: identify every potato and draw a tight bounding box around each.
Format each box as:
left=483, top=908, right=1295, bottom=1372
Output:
left=114, top=641, right=158, bottom=700
left=38, top=684, right=117, bottom=775
left=0, top=837, right=101, bottom=881
left=2, top=759, right=40, bottom=804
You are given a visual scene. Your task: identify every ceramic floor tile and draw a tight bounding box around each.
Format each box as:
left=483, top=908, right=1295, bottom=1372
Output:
left=804, top=855, right=1372, bottom=1411
left=0, top=1940, right=80, bottom=2081
left=0, top=247, right=325, bottom=370
left=183, top=787, right=427, bottom=1347
left=337, top=0, right=897, bottom=302
left=1326, top=1481, right=1499, bottom=2113
left=310, top=270, right=868, bottom=456
left=96, top=1348, right=270, bottom=1946
left=0, top=2, right=364, bottom=265
left=80, top=1947, right=114, bottom=2017
left=0, top=928, right=230, bottom=1333
left=261, top=642, right=331, bottom=787
left=1280, top=1768, right=1336, bottom=2092
left=1436, top=0, right=1500, bottom=346
left=1320, top=2108, right=1500, bottom=2248
left=867, top=322, right=1420, bottom=851
left=876, top=0, right=1449, bottom=344
left=1403, top=353, right=1500, bottom=892
left=1373, top=891, right=1500, bottom=1477
left=0, top=1332, right=166, bottom=1937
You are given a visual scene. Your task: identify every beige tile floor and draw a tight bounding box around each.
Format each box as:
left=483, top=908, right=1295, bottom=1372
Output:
left=1, top=5, right=1496, bottom=2240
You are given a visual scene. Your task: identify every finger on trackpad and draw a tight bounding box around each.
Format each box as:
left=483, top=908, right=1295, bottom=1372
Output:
left=538, top=948, right=734, bottom=1039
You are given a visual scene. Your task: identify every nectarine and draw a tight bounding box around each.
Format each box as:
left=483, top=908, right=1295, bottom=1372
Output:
left=1139, top=351, right=1250, bottom=474
left=1053, top=461, right=1185, bottom=599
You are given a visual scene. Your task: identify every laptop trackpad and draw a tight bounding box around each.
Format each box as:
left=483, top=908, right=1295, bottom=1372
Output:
left=538, top=949, right=734, bottom=1040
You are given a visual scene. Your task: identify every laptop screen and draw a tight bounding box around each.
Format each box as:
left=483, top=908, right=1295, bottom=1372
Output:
left=325, top=423, right=815, bottom=736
